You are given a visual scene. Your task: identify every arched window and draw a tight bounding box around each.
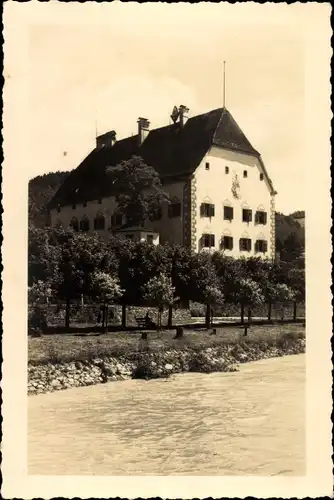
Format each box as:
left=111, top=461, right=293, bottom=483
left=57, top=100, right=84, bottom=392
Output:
left=111, top=212, right=123, bottom=227
left=168, top=197, right=181, bottom=218
left=80, top=215, right=90, bottom=232
left=70, top=217, right=79, bottom=232
left=94, top=212, right=105, bottom=230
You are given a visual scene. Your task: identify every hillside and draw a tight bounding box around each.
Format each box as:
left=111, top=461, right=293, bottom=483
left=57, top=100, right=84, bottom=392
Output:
left=275, top=212, right=305, bottom=262
left=29, top=171, right=70, bottom=228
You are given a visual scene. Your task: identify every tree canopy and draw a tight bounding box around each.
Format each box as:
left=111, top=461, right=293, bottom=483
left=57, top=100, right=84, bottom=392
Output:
left=106, top=156, right=170, bottom=226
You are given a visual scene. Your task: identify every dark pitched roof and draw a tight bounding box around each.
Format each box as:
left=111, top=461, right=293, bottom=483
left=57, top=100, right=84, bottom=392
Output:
left=49, top=107, right=273, bottom=209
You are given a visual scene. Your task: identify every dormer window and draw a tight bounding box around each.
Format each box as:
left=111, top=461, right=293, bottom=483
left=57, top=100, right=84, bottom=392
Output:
left=243, top=170, right=248, bottom=178
left=56, top=205, right=61, bottom=213
left=98, top=199, right=102, bottom=204
left=83, top=201, right=87, bottom=207
left=72, top=203, right=76, bottom=210
left=205, top=162, right=210, bottom=171
left=225, top=166, right=229, bottom=174
left=260, top=173, right=264, bottom=181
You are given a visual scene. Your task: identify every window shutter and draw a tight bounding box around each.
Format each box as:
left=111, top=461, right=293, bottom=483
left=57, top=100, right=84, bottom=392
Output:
left=264, top=241, right=268, bottom=253
left=255, top=240, right=259, bottom=253
left=230, top=237, right=233, bottom=250
left=210, top=204, right=215, bottom=217
left=210, top=234, right=215, bottom=247
left=248, top=239, right=251, bottom=251
left=239, top=239, right=243, bottom=251
left=200, top=204, right=205, bottom=217
left=255, top=211, right=259, bottom=224
left=264, top=212, right=267, bottom=225
left=248, top=210, right=252, bottom=222
left=230, top=207, right=234, bottom=220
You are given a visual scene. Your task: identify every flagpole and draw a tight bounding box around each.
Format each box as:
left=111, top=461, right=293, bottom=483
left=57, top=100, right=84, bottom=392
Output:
left=223, top=60, right=226, bottom=108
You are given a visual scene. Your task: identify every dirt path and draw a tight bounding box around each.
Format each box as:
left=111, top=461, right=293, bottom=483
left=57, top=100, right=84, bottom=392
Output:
left=28, top=354, right=305, bottom=476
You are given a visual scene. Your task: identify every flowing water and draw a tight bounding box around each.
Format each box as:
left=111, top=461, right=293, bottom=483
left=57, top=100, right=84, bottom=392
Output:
left=28, top=354, right=305, bottom=476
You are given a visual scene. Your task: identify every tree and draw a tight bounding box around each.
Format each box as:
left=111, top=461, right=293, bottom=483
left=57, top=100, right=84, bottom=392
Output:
left=232, top=277, right=265, bottom=324
left=188, top=253, right=224, bottom=329
left=287, top=267, right=305, bottom=321
left=28, top=171, right=70, bottom=228
left=142, top=273, right=177, bottom=330
left=109, top=237, right=171, bottom=328
left=265, top=282, right=295, bottom=321
left=106, top=156, right=170, bottom=226
left=165, top=244, right=193, bottom=327
left=28, top=280, right=52, bottom=334
left=90, top=272, right=123, bottom=332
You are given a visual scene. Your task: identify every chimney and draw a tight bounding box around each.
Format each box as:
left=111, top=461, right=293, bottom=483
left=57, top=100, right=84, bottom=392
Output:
left=178, top=105, right=189, bottom=127
left=96, top=130, right=117, bottom=149
left=137, top=117, right=150, bottom=145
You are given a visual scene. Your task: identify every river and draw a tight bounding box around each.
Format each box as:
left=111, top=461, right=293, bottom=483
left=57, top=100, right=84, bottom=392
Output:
left=28, top=354, right=305, bottom=476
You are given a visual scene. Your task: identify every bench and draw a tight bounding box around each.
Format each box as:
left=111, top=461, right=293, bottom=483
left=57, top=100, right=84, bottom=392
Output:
left=135, top=316, right=156, bottom=328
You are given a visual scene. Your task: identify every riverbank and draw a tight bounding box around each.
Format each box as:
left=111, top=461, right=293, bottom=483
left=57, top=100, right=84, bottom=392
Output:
left=28, top=326, right=305, bottom=395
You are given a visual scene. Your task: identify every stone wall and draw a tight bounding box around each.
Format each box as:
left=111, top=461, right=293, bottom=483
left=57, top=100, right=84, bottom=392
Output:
left=28, top=337, right=305, bottom=395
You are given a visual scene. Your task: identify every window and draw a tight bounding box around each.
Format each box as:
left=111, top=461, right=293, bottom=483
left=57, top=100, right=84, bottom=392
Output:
left=56, top=205, right=61, bottom=213
left=80, top=217, right=90, bottom=232
left=126, top=234, right=134, bottom=240
left=111, top=213, right=123, bottom=226
left=221, top=236, right=233, bottom=250
left=72, top=203, right=76, bottom=210
left=83, top=201, right=87, bottom=207
left=94, top=215, right=105, bottom=230
left=168, top=202, right=181, bottom=218
left=149, top=206, right=162, bottom=221
left=224, top=206, right=234, bottom=221
left=255, top=239, right=268, bottom=253
left=242, top=209, right=252, bottom=223
left=200, top=203, right=215, bottom=217
left=205, top=162, right=210, bottom=170
left=70, top=217, right=79, bottom=232
left=225, top=166, right=229, bottom=174
left=202, top=234, right=215, bottom=248
left=260, top=173, right=264, bottom=181
left=243, top=170, right=248, bottom=178
left=239, top=238, right=251, bottom=252
left=255, top=211, right=267, bottom=225
left=146, top=234, right=154, bottom=244
left=98, top=199, right=102, bottom=204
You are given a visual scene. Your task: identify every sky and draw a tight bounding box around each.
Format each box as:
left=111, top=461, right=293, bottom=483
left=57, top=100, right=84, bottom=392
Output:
left=26, top=3, right=305, bottom=214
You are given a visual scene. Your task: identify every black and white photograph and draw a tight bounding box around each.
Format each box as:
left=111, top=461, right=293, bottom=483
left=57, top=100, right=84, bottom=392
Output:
left=2, top=2, right=332, bottom=499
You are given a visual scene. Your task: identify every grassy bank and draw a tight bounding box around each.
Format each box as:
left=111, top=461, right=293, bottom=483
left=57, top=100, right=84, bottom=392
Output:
left=29, top=324, right=305, bottom=365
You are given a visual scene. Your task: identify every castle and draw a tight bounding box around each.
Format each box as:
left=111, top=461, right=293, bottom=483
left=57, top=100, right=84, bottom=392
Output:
left=48, top=105, right=276, bottom=259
